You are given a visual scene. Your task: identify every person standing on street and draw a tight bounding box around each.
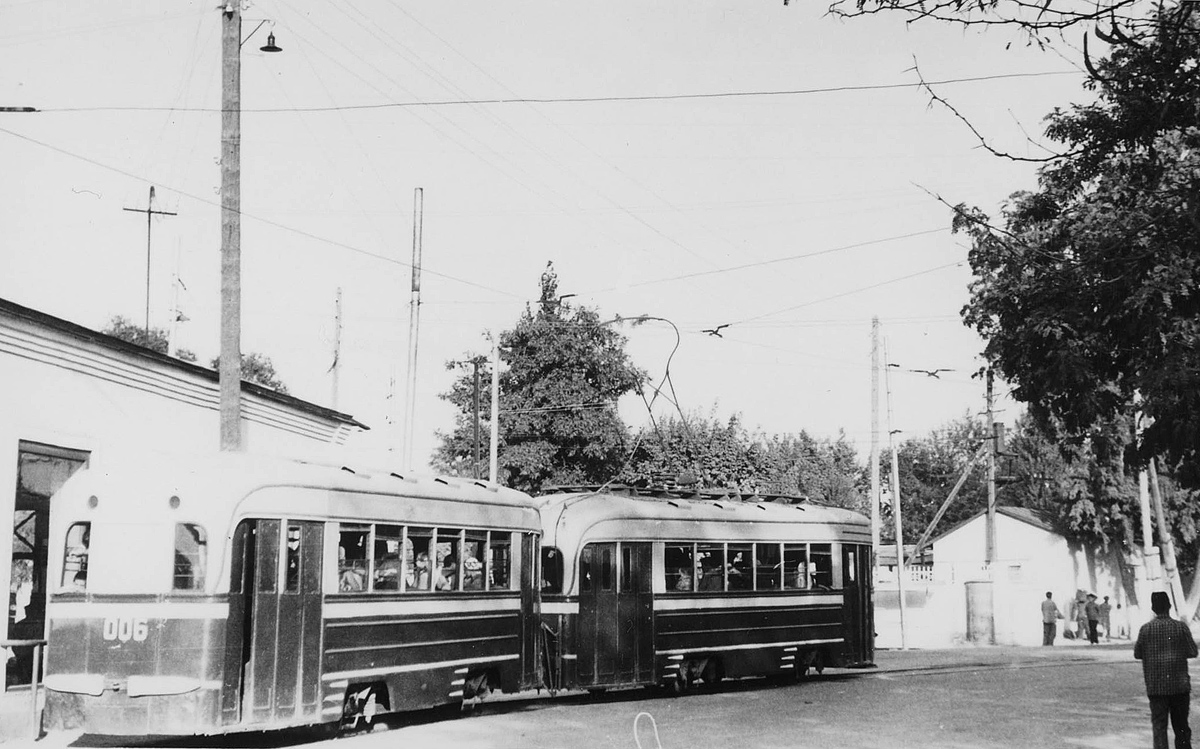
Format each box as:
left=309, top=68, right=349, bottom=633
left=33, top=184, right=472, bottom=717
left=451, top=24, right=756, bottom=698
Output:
left=1086, top=593, right=1102, bottom=645
left=1042, top=591, right=1064, bottom=646
left=1100, top=595, right=1113, bottom=641
left=1135, top=591, right=1198, bottom=749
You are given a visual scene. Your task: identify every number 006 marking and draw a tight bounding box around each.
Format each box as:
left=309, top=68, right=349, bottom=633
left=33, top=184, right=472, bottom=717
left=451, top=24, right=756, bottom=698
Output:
left=102, top=616, right=149, bottom=643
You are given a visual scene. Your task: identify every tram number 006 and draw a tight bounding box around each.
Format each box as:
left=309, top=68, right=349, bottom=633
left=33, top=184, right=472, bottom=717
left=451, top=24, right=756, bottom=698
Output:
left=102, top=616, right=149, bottom=643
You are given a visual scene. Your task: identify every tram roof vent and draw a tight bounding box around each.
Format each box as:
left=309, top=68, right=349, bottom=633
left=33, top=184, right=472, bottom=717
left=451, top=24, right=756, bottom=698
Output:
left=389, top=472, right=418, bottom=484
left=340, top=466, right=356, bottom=474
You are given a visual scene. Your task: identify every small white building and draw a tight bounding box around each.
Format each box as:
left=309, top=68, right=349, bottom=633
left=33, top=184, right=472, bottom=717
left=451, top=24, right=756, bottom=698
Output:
left=875, top=506, right=1142, bottom=648
left=1, top=297, right=367, bottom=689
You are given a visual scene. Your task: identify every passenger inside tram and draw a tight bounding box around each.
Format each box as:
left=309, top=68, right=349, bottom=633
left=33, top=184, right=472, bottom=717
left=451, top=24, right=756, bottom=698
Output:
left=674, top=567, right=693, bottom=591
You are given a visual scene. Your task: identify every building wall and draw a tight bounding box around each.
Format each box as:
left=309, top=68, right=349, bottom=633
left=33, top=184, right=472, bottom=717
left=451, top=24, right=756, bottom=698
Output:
left=875, top=513, right=1138, bottom=648
left=1, top=306, right=363, bottom=687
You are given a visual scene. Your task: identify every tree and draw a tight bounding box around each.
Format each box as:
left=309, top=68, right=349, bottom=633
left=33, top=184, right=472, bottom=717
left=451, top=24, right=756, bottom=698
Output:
left=103, top=315, right=196, bottom=362
left=433, top=264, right=647, bottom=492
left=955, top=13, right=1200, bottom=487
left=207, top=352, right=289, bottom=394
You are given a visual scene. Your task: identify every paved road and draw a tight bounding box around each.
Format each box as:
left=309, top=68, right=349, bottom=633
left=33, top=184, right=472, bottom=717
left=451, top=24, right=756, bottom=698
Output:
left=42, top=644, right=1158, bottom=749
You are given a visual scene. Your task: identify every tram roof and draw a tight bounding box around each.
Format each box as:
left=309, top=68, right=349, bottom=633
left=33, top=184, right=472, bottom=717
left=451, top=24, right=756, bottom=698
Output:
left=56, top=451, right=539, bottom=527
left=535, top=487, right=870, bottom=548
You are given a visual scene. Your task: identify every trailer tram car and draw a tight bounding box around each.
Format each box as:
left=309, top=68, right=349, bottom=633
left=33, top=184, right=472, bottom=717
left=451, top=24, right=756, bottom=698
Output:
left=41, top=453, right=543, bottom=736
left=536, top=488, right=873, bottom=693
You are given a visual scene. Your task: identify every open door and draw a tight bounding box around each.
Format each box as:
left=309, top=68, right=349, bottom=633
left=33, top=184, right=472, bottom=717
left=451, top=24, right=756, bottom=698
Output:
left=578, top=542, right=653, bottom=686
left=223, top=519, right=323, bottom=726
left=842, top=543, right=874, bottom=665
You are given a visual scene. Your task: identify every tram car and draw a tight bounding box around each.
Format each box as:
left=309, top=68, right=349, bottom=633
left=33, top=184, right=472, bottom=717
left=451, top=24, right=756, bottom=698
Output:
left=536, top=487, right=873, bottom=693
left=40, top=453, right=543, bottom=736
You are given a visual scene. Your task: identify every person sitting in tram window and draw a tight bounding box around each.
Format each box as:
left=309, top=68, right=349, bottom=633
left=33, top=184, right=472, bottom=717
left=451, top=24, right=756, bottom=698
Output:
left=338, top=547, right=365, bottom=592
left=463, top=555, right=483, bottom=590
left=699, top=563, right=723, bottom=591
left=675, top=567, right=693, bottom=591
left=727, top=552, right=751, bottom=590
left=436, top=555, right=457, bottom=591
left=410, top=552, right=432, bottom=591
left=374, top=555, right=401, bottom=590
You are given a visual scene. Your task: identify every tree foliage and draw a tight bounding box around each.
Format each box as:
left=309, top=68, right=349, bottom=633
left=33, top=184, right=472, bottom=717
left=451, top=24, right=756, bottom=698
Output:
left=433, top=264, right=647, bottom=493
left=955, top=11, right=1200, bottom=487
left=103, top=316, right=196, bottom=362
left=208, top=352, right=290, bottom=395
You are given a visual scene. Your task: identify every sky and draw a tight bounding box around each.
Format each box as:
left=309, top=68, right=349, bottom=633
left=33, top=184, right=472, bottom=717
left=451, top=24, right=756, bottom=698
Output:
left=0, top=0, right=1093, bottom=471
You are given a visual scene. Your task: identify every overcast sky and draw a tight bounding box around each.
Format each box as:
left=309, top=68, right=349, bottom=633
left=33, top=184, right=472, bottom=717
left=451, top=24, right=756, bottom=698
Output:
left=0, top=1, right=1091, bottom=468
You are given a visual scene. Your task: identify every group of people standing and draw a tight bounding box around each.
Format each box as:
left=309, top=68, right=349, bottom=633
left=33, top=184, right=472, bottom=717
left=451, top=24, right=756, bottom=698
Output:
left=1040, top=590, right=1116, bottom=645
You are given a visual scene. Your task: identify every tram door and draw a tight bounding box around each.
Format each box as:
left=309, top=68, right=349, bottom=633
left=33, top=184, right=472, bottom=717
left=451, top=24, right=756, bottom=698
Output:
left=223, top=519, right=323, bottom=726
left=578, top=542, right=653, bottom=686
left=841, top=544, right=874, bottom=664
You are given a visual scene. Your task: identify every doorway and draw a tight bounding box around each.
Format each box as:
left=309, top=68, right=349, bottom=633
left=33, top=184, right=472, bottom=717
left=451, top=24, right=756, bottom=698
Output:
left=577, top=542, right=653, bottom=686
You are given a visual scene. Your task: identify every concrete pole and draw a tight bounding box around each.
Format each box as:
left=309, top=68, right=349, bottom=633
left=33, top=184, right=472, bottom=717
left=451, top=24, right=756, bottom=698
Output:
left=870, top=317, right=881, bottom=571
left=218, top=4, right=243, bottom=451
left=883, top=340, right=907, bottom=650
left=402, top=187, right=423, bottom=466
left=985, top=369, right=996, bottom=567
left=489, top=336, right=500, bottom=483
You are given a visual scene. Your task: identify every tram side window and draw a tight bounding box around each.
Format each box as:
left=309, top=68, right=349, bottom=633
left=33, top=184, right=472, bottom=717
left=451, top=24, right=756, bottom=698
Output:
left=783, top=543, right=809, bottom=590
left=173, top=523, right=208, bottom=591
left=696, top=543, right=725, bottom=592
left=664, top=543, right=694, bottom=592
left=580, top=546, right=593, bottom=592
left=541, top=547, right=563, bottom=593
left=373, top=524, right=403, bottom=592
left=810, top=543, right=834, bottom=588
left=489, top=531, right=512, bottom=590
left=338, top=525, right=369, bottom=592
left=284, top=524, right=302, bottom=593
left=755, top=542, right=781, bottom=591
left=462, top=531, right=486, bottom=590
left=727, top=543, right=752, bottom=590
left=406, top=527, right=434, bottom=592
left=60, top=522, right=91, bottom=592
left=435, top=528, right=463, bottom=592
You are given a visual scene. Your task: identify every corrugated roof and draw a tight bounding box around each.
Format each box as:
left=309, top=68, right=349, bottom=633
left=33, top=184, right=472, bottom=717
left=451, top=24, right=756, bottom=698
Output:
left=0, top=296, right=367, bottom=430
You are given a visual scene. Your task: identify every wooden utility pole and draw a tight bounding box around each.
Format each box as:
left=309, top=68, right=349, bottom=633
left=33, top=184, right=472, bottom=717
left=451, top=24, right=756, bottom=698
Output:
left=883, top=339, right=907, bottom=650
left=123, top=185, right=177, bottom=331
left=489, top=336, right=500, bottom=483
left=870, top=317, right=882, bottom=569
left=218, top=3, right=243, bottom=451
left=985, top=369, right=997, bottom=566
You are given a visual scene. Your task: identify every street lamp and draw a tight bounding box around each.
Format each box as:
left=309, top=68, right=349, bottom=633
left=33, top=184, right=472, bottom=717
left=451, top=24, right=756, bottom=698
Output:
left=218, top=4, right=280, bottom=451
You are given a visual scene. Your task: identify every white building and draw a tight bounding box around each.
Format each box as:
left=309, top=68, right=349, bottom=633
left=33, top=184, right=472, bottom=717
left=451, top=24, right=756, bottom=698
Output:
left=1, top=297, right=367, bottom=689
left=875, top=506, right=1143, bottom=648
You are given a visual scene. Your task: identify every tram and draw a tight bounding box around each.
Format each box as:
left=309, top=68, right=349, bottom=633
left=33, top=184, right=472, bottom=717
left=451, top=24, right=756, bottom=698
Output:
left=536, top=487, right=874, bottom=693
left=40, top=453, right=543, bottom=736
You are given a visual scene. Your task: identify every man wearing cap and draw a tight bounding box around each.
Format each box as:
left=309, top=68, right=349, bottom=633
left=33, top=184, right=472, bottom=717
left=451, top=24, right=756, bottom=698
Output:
left=1135, top=591, right=1198, bottom=749
left=1085, top=593, right=1101, bottom=645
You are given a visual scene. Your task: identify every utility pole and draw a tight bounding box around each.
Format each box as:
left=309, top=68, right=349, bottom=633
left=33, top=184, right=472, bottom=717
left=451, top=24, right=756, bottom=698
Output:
left=883, top=339, right=907, bottom=650
left=218, top=4, right=242, bottom=451
left=1149, top=459, right=1187, bottom=611
left=472, top=358, right=482, bottom=479
left=489, top=336, right=500, bottom=483
left=123, top=185, right=177, bottom=331
left=167, top=244, right=187, bottom=358
left=402, top=187, right=424, bottom=466
left=985, top=369, right=997, bottom=567
left=870, top=317, right=882, bottom=572
left=329, top=288, right=343, bottom=410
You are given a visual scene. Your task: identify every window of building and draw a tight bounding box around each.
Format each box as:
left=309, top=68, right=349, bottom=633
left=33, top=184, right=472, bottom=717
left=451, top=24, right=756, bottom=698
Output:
left=173, top=523, right=208, bottom=591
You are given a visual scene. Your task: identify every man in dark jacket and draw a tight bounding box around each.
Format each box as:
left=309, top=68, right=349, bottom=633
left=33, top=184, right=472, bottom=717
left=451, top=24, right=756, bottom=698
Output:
left=1135, top=591, right=1198, bottom=749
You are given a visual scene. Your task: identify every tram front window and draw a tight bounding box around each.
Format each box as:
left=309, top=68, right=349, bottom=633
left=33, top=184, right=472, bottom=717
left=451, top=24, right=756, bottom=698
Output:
left=173, top=523, right=208, bottom=591
left=60, top=522, right=91, bottom=592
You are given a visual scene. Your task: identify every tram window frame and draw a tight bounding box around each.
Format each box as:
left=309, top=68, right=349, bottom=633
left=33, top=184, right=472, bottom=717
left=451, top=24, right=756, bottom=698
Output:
left=59, top=521, right=91, bottom=592
left=696, top=542, right=725, bottom=592
left=810, top=543, right=834, bottom=589
left=462, top=530, right=487, bottom=591
left=489, top=531, right=512, bottom=590
left=727, top=543, right=752, bottom=591
left=541, top=546, right=563, bottom=593
left=620, top=544, right=633, bottom=592
left=754, top=542, right=781, bottom=591
left=406, top=526, right=434, bottom=593
left=783, top=543, right=809, bottom=590
left=283, top=524, right=302, bottom=594
left=664, top=543, right=695, bottom=593
left=172, top=523, right=208, bottom=592
left=337, top=524, right=370, bottom=593
left=435, top=528, right=464, bottom=592
left=373, top=524, right=404, bottom=592
left=579, top=546, right=593, bottom=593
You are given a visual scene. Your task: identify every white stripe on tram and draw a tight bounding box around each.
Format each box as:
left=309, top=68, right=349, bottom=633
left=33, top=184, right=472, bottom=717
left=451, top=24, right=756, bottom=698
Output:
left=654, top=594, right=842, bottom=611
left=540, top=601, right=579, bottom=616
left=323, top=654, right=519, bottom=682
left=324, top=597, right=520, bottom=619
left=656, top=637, right=844, bottom=656
left=47, top=601, right=229, bottom=620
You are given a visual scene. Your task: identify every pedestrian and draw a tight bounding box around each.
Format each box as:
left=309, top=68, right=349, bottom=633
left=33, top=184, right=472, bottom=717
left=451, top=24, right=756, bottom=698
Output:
left=1041, top=591, right=1064, bottom=646
left=1074, top=593, right=1090, bottom=641
left=1086, top=593, right=1101, bottom=645
left=1100, top=595, right=1113, bottom=641
left=1134, top=591, right=1198, bottom=749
